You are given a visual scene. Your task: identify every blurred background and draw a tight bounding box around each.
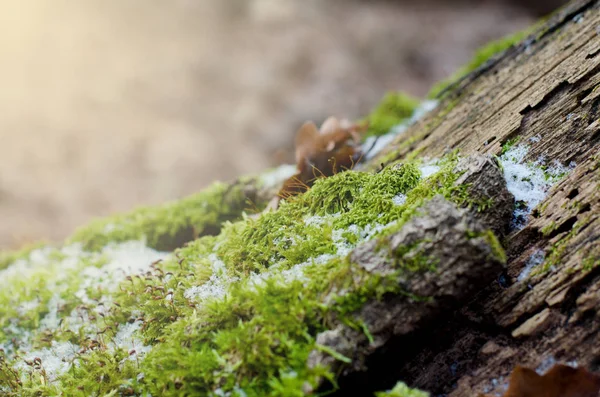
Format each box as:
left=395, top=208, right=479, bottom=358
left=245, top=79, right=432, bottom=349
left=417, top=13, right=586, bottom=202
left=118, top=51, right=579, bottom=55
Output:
left=0, top=0, right=565, bottom=249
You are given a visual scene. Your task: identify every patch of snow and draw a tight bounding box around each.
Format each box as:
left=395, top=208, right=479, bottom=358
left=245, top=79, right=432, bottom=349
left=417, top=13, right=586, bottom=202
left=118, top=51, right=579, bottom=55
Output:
left=419, top=158, right=441, bottom=179
left=332, top=229, right=353, bottom=258
left=0, top=244, right=84, bottom=290
left=14, top=341, right=79, bottom=382
left=75, top=241, right=168, bottom=305
left=409, top=100, right=438, bottom=123
left=0, top=322, right=33, bottom=358
left=392, top=194, right=407, bottom=206
left=17, top=299, right=40, bottom=316
left=536, top=356, right=579, bottom=376
left=536, top=356, right=557, bottom=375
left=420, top=165, right=440, bottom=179
left=184, top=254, right=238, bottom=303
left=2, top=242, right=168, bottom=384
left=499, top=145, right=574, bottom=229
left=517, top=249, right=545, bottom=282
left=481, top=375, right=508, bottom=396
left=363, top=100, right=438, bottom=160
left=109, top=321, right=151, bottom=361
left=39, top=296, right=66, bottom=331
left=260, top=164, right=297, bottom=190
left=363, top=223, right=386, bottom=240
left=363, top=133, right=399, bottom=161
left=248, top=221, right=390, bottom=291
left=0, top=247, right=54, bottom=287
left=104, top=223, right=119, bottom=233
left=304, top=215, right=328, bottom=227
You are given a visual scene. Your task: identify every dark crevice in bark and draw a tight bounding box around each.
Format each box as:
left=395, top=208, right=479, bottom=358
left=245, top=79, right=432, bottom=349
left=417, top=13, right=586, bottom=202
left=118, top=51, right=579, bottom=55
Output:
left=520, top=81, right=572, bottom=114
left=546, top=216, right=578, bottom=239
left=536, top=0, right=597, bottom=42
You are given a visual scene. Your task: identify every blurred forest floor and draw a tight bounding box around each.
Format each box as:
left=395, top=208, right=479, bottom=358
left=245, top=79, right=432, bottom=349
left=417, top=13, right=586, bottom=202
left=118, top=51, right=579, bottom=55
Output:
left=0, top=0, right=563, bottom=248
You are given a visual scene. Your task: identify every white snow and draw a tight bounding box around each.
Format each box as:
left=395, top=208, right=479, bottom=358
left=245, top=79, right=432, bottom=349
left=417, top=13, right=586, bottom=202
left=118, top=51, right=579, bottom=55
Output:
left=517, top=249, right=545, bottom=282
left=536, top=356, right=579, bottom=375
left=1, top=240, right=168, bottom=383
left=17, top=299, right=40, bottom=316
left=244, top=220, right=389, bottom=292
left=74, top=241, right=168, bottom=305
left=363, top=100, right=438, bottom=160
left=260, top=164, right=297, bottom=190
left=409, top=100, right=438, bottom=123
left=109, top=321, right=152, bottom=361
left=499, top=145, right=574, bottom=228
left=14, top=341, right=79, bottom=382
left=184, top=254, right=238, bottom=303
left=419, top=160, right=441, bottom=179
left=39, top=296, right=66, bottom=331
left=392, top=194, right=407, bottom=206
left=304, top=215, right=328, bottom=227
left=0, top=247, right=55, bottom=286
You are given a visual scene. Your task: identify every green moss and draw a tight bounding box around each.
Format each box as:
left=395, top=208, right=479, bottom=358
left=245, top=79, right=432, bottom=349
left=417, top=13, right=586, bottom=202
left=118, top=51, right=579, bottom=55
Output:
left=1, top=149, right=508, bottom=396
left=537, top=217, right=589, bottom=274
left=0, top=241, right=49, bottom=272
left=541, top=221, right=557, bottom=237
left=363, top=92, right=421, bottom=138
left=468, top=230, right=507, bottom=264
left=501, top=137, right=521, bottom=155
left=375, top=381, right=430, bottom=397
left=582, top=249, right=600, bottom=271
left=68, top=180, right=259, bottom=252
left=427, top=29, right=533, bottom=99
left=373, top=96, right=461, bottom=168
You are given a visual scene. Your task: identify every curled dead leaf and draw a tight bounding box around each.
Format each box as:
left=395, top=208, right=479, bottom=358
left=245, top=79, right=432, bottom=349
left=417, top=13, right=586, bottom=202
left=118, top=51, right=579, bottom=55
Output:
left=481, top=364, right=600, bottom=397
left=268, top=117, right=367, bottom=210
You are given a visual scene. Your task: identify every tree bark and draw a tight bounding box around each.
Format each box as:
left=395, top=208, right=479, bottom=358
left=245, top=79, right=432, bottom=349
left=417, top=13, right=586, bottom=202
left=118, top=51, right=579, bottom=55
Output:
left=366, top=0, right=600, bottom=395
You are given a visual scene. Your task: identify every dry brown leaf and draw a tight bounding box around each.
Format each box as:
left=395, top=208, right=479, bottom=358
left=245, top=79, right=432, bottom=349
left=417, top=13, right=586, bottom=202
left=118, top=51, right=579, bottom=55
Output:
left=269, top=117, right=367, bottom=209
left=482, top=364, right=600, bottom=397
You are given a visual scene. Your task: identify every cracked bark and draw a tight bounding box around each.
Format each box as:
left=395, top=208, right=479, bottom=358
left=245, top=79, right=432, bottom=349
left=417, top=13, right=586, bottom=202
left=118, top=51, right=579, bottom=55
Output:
left=359, top=0, right=600, bottom=395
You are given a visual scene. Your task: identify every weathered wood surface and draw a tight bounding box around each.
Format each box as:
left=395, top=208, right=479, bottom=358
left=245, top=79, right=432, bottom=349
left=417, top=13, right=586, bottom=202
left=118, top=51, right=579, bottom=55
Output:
left=368, top=0, right=600, bottom=395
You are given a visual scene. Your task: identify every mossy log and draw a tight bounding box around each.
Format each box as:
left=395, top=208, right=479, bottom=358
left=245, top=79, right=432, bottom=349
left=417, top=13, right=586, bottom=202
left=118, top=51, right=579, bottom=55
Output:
left=366, top=0, right=600, bottom=395
left=1, top=0, right=600, bottom=396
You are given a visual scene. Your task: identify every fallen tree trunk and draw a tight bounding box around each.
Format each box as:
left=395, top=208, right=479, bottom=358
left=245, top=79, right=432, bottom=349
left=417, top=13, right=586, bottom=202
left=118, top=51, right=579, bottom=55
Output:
left=1, top=1, right=599, bottom=396
left=364, top=0, right=600, bottom=394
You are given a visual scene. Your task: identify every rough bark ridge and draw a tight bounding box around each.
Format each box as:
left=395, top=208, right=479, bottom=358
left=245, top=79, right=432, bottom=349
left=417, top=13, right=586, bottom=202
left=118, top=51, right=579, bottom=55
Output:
left=366, top=0, right=600, bottom=395
left=307, top=196, right=505, bottom=382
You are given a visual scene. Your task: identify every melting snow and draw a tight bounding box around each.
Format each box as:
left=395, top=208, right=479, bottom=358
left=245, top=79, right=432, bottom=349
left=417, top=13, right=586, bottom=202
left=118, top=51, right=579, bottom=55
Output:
left=499, top=145, right=574, bottom=228
left=419, top=160, right=441, bottom=179
left=17, top=299, right=40, bottom=316
left=363, top=100, right=438, bottom=160
left=184, top=254, right=238, bottom=302
left=76, top=241, right=168, bottom=303
left=517, top=249, right=545, bottom=282
left=260, top=164, right=297, bottom=190
left=304, top=215, right=328, bottom=227
left=392, top=194, right=407, bottom=206
left=14, top=341, right=79, bottom=382
left=109, top=321, right=152, bottom=361
left=2, top=241, right=168, bottom=383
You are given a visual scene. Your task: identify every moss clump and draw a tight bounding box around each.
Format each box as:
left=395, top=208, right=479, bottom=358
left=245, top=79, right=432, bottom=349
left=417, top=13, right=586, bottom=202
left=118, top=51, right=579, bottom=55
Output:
left=0, top=149, right=507, bottom=396
left=0, top=241, right=49, bottom=272
left=68, top=180, right=259, bottom=252
left=582, top=248, right=600, bottom=271
left=375, top=381, right=430, bottom=397
left=467, top=229, right=507, bottom=264
left=537, top=217, right=588, bottom=274
left=363, top=92, right=421, bottom=138
left=541, top=221, right=558, bottom=236
left=428, top=29, right=532, bottom=99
